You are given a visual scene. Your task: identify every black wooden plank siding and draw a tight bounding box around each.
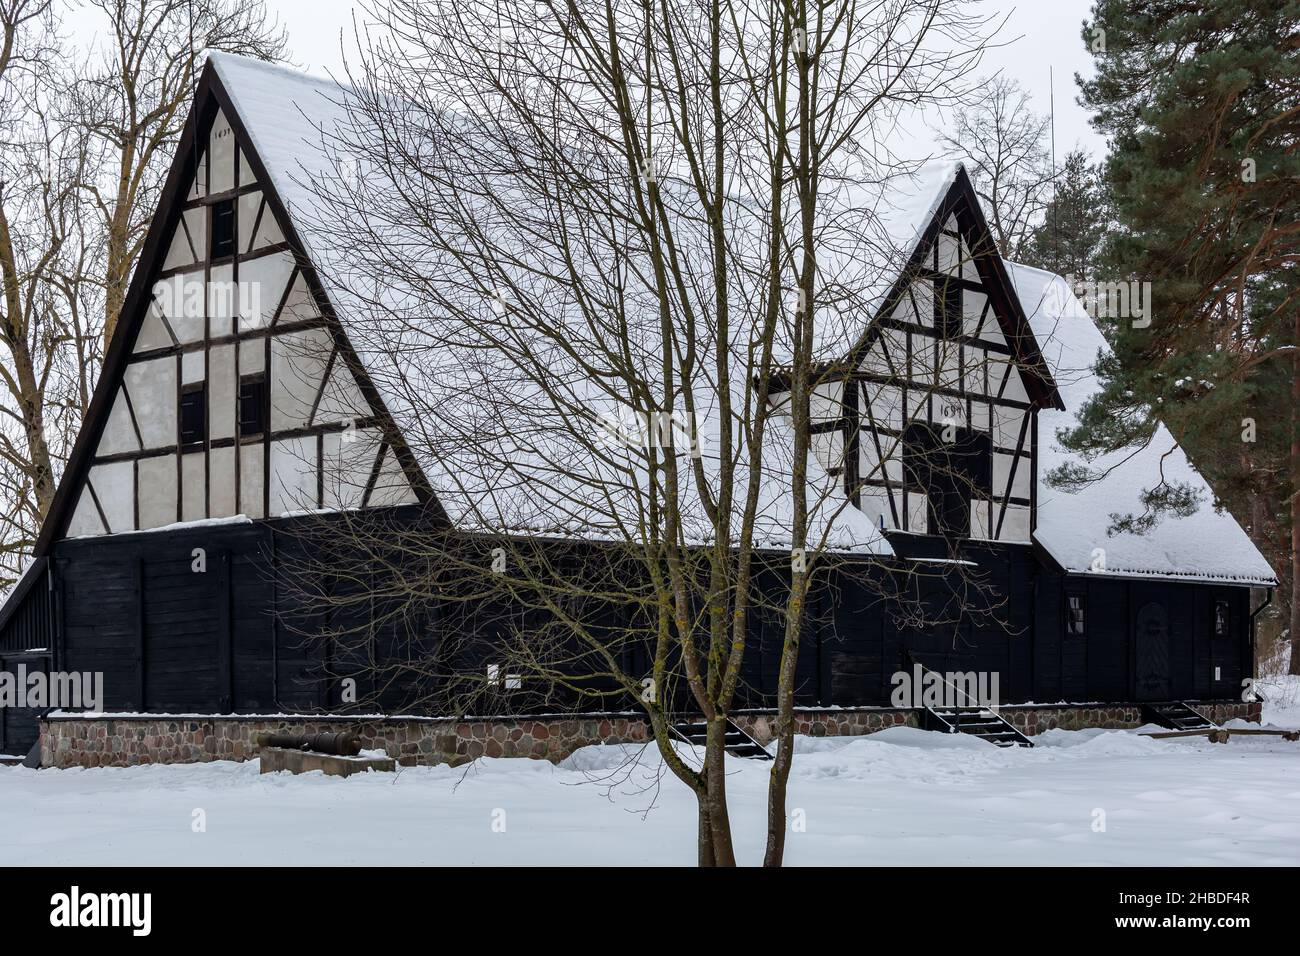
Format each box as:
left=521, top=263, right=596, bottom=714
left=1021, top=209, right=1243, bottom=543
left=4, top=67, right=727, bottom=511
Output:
left=0, top=507, right=1262, bottom=748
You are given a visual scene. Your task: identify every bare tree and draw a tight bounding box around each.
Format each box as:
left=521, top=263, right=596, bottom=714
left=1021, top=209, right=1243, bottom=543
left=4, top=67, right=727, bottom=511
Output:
left=69, top=0, right=288, bottom=346
left=939, top=75, right=1053, bottom=260
left=268, top=0, right=997, bottom=867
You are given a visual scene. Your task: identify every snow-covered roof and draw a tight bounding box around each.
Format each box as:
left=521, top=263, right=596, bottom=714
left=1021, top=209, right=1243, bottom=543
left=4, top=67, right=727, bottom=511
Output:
left=1010, top=263, right=1277, bottom=586
left=207, top=53, right=1275, bottom=584
left=208, top=53, right=889, bottom=557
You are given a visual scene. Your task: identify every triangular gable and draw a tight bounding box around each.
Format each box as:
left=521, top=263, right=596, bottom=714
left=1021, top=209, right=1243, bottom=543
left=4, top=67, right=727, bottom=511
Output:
left=849, top=167, right=1062, bottom=411
left=37, top=62, right=431, bottom=553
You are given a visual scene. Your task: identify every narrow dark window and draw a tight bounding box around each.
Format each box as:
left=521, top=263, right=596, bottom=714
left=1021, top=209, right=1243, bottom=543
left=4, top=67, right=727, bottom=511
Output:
left=180, top=382, right=207, bottom=445
left=1213, top=600, right=1229, bottom=638
left=211, top=198, right=236, bottom=259
left=1066, top=593, right=1086, bottom=637
left=239, top=373, right=268, bottom=437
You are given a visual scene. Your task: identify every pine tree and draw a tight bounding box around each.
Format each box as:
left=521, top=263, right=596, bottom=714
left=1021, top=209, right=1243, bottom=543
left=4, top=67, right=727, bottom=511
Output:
left=1065, top=0, right=1300, bottom=671
left=1023, top=149, right=1112, bottom=281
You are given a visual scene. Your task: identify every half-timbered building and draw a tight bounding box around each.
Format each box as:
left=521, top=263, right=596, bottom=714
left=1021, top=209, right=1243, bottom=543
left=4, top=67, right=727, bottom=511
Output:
left=0, top=54, right=1278, bottom=759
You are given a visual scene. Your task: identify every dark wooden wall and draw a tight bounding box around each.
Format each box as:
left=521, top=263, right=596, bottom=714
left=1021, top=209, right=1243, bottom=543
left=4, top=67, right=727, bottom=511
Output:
left=0, top=510, right=1261, bottom=747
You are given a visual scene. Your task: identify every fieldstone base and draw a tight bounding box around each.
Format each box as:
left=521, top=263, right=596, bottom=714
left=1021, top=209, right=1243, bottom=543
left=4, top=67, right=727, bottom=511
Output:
left=39, top=714, right=652, bottom=769
left=38, top=699, right=1262, bottom=769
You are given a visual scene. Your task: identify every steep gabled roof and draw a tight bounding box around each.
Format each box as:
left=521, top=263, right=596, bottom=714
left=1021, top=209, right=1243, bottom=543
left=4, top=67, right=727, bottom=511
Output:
left=1011, top=262, right=1277, bottom=586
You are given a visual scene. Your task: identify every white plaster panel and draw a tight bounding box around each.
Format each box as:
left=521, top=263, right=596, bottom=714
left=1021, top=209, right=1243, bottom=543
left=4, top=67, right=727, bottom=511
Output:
left=858, top=488, right=892, bottom=531
left=239, top=338, right=265, bottom=375
left=270, top=327, right=332, bottom=431
left=181, top=451, right=206, bottom=522
left=66, top=485, right=105, bottom=537
left=188, top=154, right=207, bottom=200
left=320, top=429, right=376, bottom=510
left=238, top=191, right=263, bottom=253
left=98, top=388, right=140, bottom=457
left=89, top=461, right=134, bottom=533
left=999, top=503, right=1031, bottom=542
left=208, top=263, right=235, bottom=338
left=239, top=442, right=264, bottom=519
left=157, top=270, right=205, bottom=344
left=209, top=344, right=237, bottom=441
left=937, top=232, right=960, bottom=274
left=313, top=357, right=370, bottom=426
left=137, top=454, right=177, bottom=529
left=970, top=498, right=993, bottom=540
left=992, top=405, right=1027, bottom=451
left=369, top=446, right=417, bottom=508
left=906, top=491, right=929, bottom=534
left=209, top=109, right=236, bottom=194
left=135, top=300, right=176, bottom=353
left=269, top=436, right=318, bottom=515
left=181, top=349, right=205, bottom=385
left=859, top=440, right=902, bottom=484
left=237, top=147, right=254, bottom=190
left=994, top=449, right=1031, bottom=501
left=209, top=445, right=237, bottom=517
left=276, top=271, right=317, bottom=325
left=238, top=251, right=294, bottom=331
left=862, top=382, right=903, bottom=430
left=962, top=289, right=988, bottom=337
left=123, top=357, right=177, bottom=449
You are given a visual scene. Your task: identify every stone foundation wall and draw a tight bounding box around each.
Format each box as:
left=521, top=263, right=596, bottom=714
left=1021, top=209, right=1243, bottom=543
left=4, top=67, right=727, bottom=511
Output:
left=39, top=699, right=1262, bottom=769
left=39, top=714, right=652, bottom=769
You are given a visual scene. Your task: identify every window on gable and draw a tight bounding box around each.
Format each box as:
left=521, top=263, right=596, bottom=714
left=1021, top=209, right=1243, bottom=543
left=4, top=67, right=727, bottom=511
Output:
left=1066, top=593, right=1086, bottom=637
left=180, top=382, right=207, bottom=445
left=211, top=198, right=235, bottom=259
left=1213, top=600, right=1230, bottom=638
left=903, top=421, right=990, bottom=538
left=239, top=373, right=268, bottom=437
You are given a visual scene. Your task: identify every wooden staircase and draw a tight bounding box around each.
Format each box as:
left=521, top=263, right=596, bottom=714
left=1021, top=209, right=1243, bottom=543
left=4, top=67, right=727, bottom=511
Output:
left=671, top=718, right=773, bottom=760
left=1142, top=701, right=1217, bottom=732
left=922, top=706, right=1034, bottom=748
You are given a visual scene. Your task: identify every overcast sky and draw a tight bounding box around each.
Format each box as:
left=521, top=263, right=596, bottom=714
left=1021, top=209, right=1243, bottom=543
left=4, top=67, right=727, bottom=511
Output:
left=261, top=0, right=1106, bottom=159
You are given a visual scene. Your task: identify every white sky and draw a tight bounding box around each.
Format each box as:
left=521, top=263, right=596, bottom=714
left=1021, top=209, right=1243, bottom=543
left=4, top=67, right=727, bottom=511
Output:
left=260, top=0, right=1107, bottom=161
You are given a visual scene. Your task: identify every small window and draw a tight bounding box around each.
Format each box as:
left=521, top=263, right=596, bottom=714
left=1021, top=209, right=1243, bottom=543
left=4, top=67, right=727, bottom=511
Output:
left=239, top=373, right=268, bottom=437
left=179, top=383, right=207, bottom=445
left=211, top=199, right=235, bottom=259
left=1066, top=593, right=1086, bottom=637
left=1213, top=600, right=1229, bottom=638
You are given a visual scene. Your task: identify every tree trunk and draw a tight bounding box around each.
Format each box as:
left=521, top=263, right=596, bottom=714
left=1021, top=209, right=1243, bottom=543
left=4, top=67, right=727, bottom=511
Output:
left=1289, top=308, right=1300, bottom=675
left=763, top=588, right=801, bottom=867
left=704, top=717, right=737, bottom=866
left=696, top=798, right=715, bottom=867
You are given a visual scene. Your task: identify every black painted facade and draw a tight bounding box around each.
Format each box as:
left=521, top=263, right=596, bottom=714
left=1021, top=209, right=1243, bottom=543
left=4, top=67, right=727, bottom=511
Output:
left=0, top=503, right=1256, bottom=754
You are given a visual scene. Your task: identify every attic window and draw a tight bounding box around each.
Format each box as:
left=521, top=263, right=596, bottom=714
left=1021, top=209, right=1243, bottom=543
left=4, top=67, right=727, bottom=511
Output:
left=179, top=383, right=207, bottom=445
left=239, top=373, right=268, bottom=437
left=1066, top=593, right=1086, bottom=637
left=211, top=199, right=235, bottom=259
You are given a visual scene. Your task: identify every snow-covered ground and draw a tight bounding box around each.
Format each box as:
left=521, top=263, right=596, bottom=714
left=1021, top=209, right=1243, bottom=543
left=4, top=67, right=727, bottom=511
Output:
left=2, top=724, right=1298, bottom=866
